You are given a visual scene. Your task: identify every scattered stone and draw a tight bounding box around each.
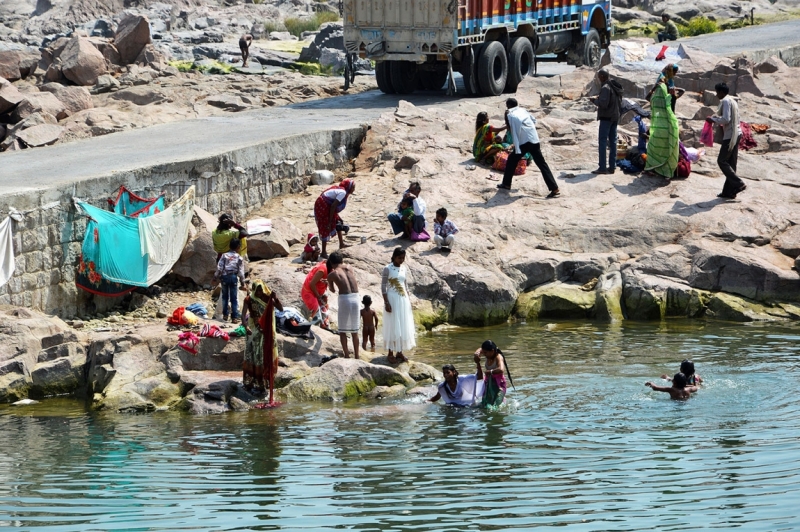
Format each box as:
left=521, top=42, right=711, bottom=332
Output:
left=0, top=79, right=24, bottom=114
left=206, top=94, right=248, bottom=111
left=115, top=14, right=152, bottom=65
left=11, top=92, right=67, bottom=122
left=91, top=74, right=120, bottom=94
left=60, top=36, right=107, bottom=86
left=39, top=83, right=93, bottom=115
left=15, top=123, right=64, bottom=147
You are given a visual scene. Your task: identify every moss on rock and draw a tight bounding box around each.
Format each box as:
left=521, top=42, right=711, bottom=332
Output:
left=516, top=283, right=596, bottom=320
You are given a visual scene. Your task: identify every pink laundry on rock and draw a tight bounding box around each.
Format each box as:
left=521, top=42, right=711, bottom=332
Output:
left=178, top=331, right=200, bottom=355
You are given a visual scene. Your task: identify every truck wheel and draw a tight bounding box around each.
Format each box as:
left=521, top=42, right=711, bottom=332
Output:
left=505, top=36, right=534, bottom=93
left=582, top=29, right=602, bottom=69
left=390, top=61, right=418, bottom=94
left=460, top=44, right=482, bottom=97
left=376, top=61, right=395, bottom=94
left=477, top=41, right=508, bottom=96
left=419, top=69, right=448, bottom=91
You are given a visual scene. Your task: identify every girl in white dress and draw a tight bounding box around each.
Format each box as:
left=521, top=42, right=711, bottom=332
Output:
left=381, top=247, right=416, bottom=363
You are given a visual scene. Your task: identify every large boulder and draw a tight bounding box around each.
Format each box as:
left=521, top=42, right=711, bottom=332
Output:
left=0, top=78, right=24, bottom=114
left=516, top=282, right=596, bottom=320
left=60, top=36, right=107, bottom=86
left=0, top=51, right=21, bottom=81
left=298, top=22, right=343, bottom=63
left=272, top=217, right=304, bottom=247
left=15, top=123, right=64, bottom=147
left=10, top=92, right=67, bottom=122
left=39, top=83, right=94, bottom=115
left=706, top=292, right=786, bottom=322
left=280, top=358, right=415, bottom=402
left=114, top=14, right=151, bottom=65
left=247, top=229, right=290, bottom=260
left=171, top=223, right=216, bottom=287
left=594, top=271, right=623, bottom=322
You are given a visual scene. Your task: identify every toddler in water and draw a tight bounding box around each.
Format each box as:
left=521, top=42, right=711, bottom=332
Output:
left=661, top=359, right=703, bottom=385
left=646, top=372, right=698, bottom=400
left=360, top=295, right=378, bottom=351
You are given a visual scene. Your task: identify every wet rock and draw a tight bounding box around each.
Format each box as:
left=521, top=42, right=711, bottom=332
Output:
left=516, top=282, right=596, bottom=320
left=364, top=384, right=407, bottom=399
left=594, top=271, right=623, bottom=322
left=115, top=14, right=152, bottom=65
left=15, top=123, right=64, bottom=147
left=706, top=292, right=784, bottom=322
left=60, top=36, right=107, bottom=86
left=280, top=358, right=415, bottom=402
left=275, top=361, right=314, bottom=388
left=30, top=343, right=86, bottom=397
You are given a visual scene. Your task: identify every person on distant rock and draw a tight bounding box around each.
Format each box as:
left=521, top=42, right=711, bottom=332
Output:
left=214, top=238, right=246, bottom=323
left=239, top=34, right=253, bottom=68
left=658, top=14, right=680, bottom=42
left=388, top=181, right=427, bottom=237
left=314, top=178, right=356, bottom=258
left=433, top=207, right=458, bottom=251
left=301, top=233, right=321, bottom=262
left=590, top=69, right=624, bottom=175
left=301, top=259, right=330, bottom=328
left=242, top=279, right=284, bottom=394
left=429, top=362, right=485, bottom=407
left=499, top=98, right=560, bottom=197
left=475, top=340, right=513, bottom=408
left=706, top=82, right=746, bottom=200
left=473, top=111, right=508, bottom=164
left=643, top=73, right=679, bottom=179
left=360, top=295, right=378, bottom=352
left=381, top=247, right=415, bottom=364
left=661, top=359, right=703, bottom=386
left=326, top=251, right=361, bottom=359
left=646, top=372, right=698, bottom=400
left=213, top=213, right=248, bottom=261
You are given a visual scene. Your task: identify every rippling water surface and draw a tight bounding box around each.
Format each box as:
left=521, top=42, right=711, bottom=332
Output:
left=2, top=321, right=800, bottom=531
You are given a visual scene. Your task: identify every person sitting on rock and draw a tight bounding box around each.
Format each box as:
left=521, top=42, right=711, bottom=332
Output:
left=473, top=111, right=508, bottom=164
left=213, top=213, right=248, bottom=261
left=429, top=362, right=485, bottom=407
left=399, top=197, right=415, bottom=239
left=646, top=372, right=698, bottom=400
left=658, top=14, right=680, bottom=42
left=433, top=207, right=458, bottom=251
left=301, top=233, right=321, bottom=262
left=239, top=34, right=253, bottom=68
left=387, top=181, right=427, bottom=236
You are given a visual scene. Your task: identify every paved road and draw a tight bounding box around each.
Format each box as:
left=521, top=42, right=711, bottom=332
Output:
left=1, top=21, right=798, bottom=192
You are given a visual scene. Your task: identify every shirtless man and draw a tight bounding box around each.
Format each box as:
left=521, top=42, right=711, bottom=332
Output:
left=239, top=34, right=253, bottom=68
left=326, top=252, right=360, bottom=359
left=645, top=372, right=698, bottom=400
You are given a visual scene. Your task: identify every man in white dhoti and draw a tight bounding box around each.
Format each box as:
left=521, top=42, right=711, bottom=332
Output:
left=327, top=252, right=361, bottom=359
left=429, top=362, right=485, bottom=407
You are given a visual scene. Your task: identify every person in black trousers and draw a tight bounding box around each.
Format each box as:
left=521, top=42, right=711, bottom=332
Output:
left=500, top=98, right=560, bottom=197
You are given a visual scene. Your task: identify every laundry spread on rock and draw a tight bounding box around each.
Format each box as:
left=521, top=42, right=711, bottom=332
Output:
left=0, top=216, right=15, bottom=289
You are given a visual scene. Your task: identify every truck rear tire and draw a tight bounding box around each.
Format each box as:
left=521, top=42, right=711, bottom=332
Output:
left=419, top=69, right=448, bottom=91
left=460, top=44, right=482, bottom=97
left=376, top=61, right=395, bottom=94
left=390, top=61, right=418, bottom=94
left=506, top=37, right=534, bottom=93
left=477, top=41, right=508, bottom=96
left=582, top=29, right=602, bottom=69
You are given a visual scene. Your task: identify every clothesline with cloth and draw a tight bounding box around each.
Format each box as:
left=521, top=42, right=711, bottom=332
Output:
left=0, top=216, right=16, bottom=289
left=74, top=186, right=195, bottom=296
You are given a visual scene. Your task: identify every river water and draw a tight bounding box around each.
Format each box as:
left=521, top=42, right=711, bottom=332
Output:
left=2, top=320, right=799, bottom=531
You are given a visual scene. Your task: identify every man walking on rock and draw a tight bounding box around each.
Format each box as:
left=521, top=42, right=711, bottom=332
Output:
left=326, top=251, right=361, bottom=359
left=499, top=98, right=560, bottom=198
left=707, top=82, right=746, bottom=199
left=591, top=69, right=624, bottom=175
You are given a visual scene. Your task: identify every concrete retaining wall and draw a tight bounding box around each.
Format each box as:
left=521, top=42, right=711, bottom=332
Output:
left=0, top=126, right=366, bottom=316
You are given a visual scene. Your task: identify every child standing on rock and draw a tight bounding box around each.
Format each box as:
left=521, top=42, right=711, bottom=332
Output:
left=215, top=238, right=246, bottom=322
left=360, top=295, right=378, bottom=352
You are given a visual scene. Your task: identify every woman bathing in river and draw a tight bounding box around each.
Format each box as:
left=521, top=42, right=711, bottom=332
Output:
left=475, top=340, right=510, bottom=408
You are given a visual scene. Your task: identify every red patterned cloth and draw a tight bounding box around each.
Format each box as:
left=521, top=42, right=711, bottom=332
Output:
left=738, top=121, right=758, bottom=151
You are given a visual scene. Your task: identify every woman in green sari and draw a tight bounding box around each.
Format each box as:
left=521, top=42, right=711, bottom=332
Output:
left=644, top=79, right=679, bottom=178
left=473, top=112, right=507, bottom=164
left=242, top=280, right=283, bottom=394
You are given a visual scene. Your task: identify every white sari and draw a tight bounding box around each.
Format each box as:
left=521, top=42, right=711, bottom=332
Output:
left=381, top=263, right=416, bottom=352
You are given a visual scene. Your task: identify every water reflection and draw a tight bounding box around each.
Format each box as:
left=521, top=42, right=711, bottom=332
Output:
left=0, top=321, right=799, bottom=530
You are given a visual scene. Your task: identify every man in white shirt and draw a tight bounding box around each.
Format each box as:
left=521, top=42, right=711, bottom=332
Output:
left=706, top=82, right=746, bottom=199
left=500, top=98, right=560, bottom=198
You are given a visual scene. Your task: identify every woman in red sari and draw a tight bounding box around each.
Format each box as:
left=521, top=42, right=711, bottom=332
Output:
left=313, top=179, right=356, bottom=258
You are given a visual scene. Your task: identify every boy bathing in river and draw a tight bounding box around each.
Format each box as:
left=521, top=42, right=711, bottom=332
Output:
left=360, top=295, right=378, bottom=351
left=646, top=372, right=698, bottom=400
left=662, top=359, right=703, bottom=386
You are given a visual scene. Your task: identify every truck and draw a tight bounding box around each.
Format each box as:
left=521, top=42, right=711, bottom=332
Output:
left=342, top=0, right=612, bottom=96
